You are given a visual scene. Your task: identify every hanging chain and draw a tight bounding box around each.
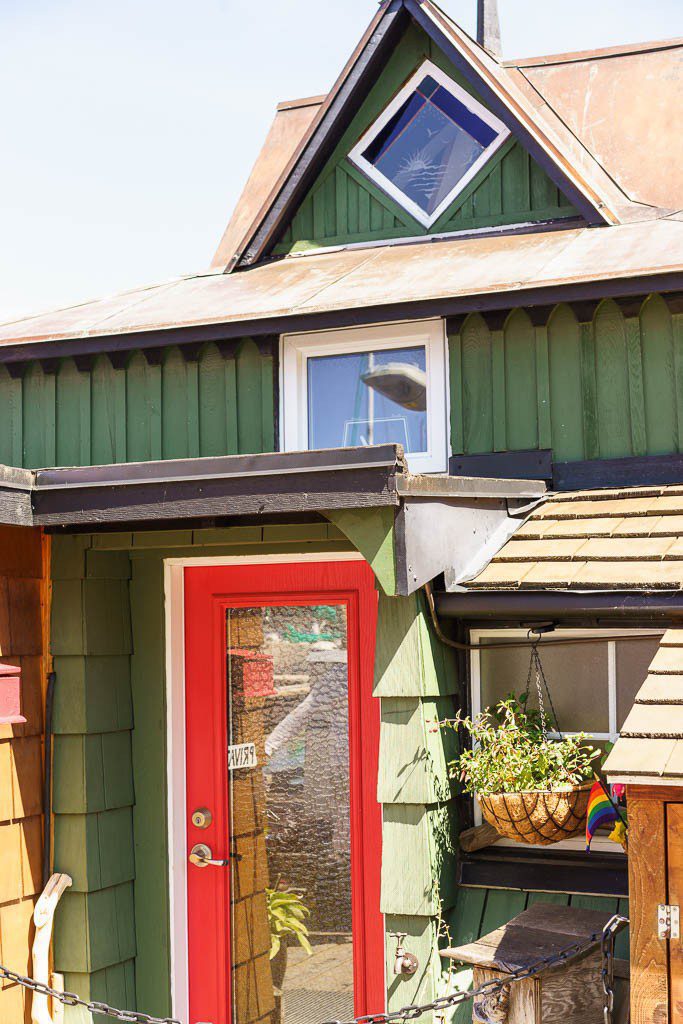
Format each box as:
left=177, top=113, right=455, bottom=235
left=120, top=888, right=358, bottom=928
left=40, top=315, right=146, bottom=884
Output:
left=524, top=633, right=564, bottom=741
left=0, top=916, right=626, bottom=1024
left=0, top=962, right=180, bottom=1024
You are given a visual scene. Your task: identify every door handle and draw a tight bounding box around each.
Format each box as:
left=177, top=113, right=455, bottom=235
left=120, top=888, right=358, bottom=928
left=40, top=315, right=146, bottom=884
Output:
left=188, top=843, right=240, bottom=868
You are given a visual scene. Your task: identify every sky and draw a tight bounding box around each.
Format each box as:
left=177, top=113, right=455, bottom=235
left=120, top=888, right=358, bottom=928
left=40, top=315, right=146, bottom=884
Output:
left=0, top=0, right=681, bottom=323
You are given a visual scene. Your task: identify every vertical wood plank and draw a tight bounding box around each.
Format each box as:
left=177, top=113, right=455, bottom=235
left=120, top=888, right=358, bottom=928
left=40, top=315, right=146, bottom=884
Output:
left=535, top=324, right=552, bottom=449
left=504, top=310, right=537, bottom=450
left=667, top=803, right=683, bottom=1024
left=22, top=363, right=47, bottom=469
left=627, top=792, right=668, bottom=1024
left=335, top=166, right=347, bottom=238
left=125, top=352, right=151, bottom=462
left=347, top=173, right=359, bottom=235
left=224, top=354, right=239, bottom=455
left=641, top=295, right=677, bottom=455
left=675, top=312, right=683, bottom=454
left=580, top=319, right=600, bottom=461
left=236, top=339, right=263, bottom=454
left=461, top=314, right=493, bottom=454
left=186, top=359, right=200, bottom=458
left=161, top=348, right=189, bottom=459
left=114, top=364, right=127, bottom=463
left=0, top=367, right=22, bottom=467
left=91, top=356, right=116, bottom=466
left=625, top=312, right=647, bottom=456
left=56, top=359, right=85, bottom=467
left=260, top=350, right=275, bottom=451
left=491, top=327, right=506, bottom=451
left=198, top=343, right=227, bottom=457
left=594, top=300, right=632, bottom=458
left=448, top=330, right=464, bottom=455
left=79, top=369, right=91, bottom=467
left=312, top=187, right=325, bottom=240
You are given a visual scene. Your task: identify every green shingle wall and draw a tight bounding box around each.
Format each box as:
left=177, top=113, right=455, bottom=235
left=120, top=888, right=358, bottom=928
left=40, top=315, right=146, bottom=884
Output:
left=449, top=295, right=683, bottom=463
left=374, top=589, right=460, bottom=1015
left=0, top=339, right=275, bottom=469
left=50, top=524, right=356, bottom=1021
left=274, top=22, right=577, bottom=255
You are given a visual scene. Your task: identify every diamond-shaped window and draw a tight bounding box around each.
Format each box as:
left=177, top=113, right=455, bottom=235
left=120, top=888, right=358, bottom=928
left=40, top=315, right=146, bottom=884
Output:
left=349, top=60, right=510, bottom=228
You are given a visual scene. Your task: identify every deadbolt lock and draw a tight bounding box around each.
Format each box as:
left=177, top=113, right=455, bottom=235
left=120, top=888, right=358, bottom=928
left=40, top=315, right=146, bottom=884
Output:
left=191, top=807, right=213, bottom=830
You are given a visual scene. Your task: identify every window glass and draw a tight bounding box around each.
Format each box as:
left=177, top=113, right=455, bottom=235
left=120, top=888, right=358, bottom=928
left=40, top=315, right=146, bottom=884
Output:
left=479, top=639, right=610, bottom=735
left=361, top=75, right=497, bottom=219
left=616, top=635, right=662, bottom=730
left=307, top=345, right=427, bottom=452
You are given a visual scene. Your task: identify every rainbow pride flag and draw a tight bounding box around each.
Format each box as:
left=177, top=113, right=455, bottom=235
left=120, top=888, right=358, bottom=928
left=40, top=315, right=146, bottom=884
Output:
left=586, top=779, right=620, bottom=850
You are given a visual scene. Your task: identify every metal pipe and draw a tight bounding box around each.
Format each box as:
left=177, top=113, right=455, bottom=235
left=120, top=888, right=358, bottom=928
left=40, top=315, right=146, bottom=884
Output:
left=42, top=671, right=55, bottom=889
left=433, top=587, right=683, bottom=622
left=423, top=582, right=675, bottom=652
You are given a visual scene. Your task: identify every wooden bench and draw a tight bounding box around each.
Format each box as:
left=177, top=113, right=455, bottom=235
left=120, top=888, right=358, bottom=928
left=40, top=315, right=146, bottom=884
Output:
left=442, top=903, right=629, bottom=1024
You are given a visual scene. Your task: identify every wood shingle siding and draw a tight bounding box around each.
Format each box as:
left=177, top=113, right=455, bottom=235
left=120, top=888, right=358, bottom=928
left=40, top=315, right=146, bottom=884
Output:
left=0, top=339, right=275, bottom=469
left=466, top=484, right=683, bottom=589
left=449, top=294, right=683, bottom=465
left=0, top=526, right=47, bottom=1024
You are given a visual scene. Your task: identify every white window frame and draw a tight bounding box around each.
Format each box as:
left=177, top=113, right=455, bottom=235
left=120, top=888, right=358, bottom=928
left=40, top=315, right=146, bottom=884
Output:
left=348, top=59, right=510, bottom=229
left=469, top=627, right=664, bottom=854
left=281, top=319, right=449, bottom=474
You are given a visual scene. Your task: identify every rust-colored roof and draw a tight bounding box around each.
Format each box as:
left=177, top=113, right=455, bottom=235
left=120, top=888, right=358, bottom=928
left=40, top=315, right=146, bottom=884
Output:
left=210, top=95, right=324, bottom=271
left=465, top=484, right=683, bottom=591
left=604, top=630, right=683, bottom=782
left=512, top=41, right=683, bottom=211
left=209, top=1, right=682, bottom=272
left=1, top=218, right=682, bottom=349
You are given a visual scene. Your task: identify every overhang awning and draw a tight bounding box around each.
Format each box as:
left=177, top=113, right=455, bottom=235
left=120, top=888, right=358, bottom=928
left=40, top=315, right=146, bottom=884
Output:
left=456, top=484, right=683, bottom=591
left=0, top=444, right=545, bottom=597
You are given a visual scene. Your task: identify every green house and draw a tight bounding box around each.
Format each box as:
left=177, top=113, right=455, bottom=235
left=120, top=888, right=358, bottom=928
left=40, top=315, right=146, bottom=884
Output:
left=0, top=3, right=681, bottom=1023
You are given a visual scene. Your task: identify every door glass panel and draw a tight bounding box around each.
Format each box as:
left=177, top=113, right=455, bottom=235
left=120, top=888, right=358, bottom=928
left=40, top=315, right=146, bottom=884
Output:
left=226, top=604, right=353, bottom=1024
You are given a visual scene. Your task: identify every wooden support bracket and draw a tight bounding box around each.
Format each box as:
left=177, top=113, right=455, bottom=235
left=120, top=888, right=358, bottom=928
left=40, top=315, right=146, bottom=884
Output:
left=31, top=873, right=73, bottom=1024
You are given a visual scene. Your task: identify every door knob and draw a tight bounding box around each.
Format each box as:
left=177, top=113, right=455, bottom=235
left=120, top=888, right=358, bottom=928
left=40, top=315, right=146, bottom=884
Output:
left=189, top=843, right=238, bottom=868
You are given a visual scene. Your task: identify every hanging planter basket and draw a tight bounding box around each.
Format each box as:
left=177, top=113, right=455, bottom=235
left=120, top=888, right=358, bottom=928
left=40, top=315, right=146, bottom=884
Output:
left=478, top=782, right=593, bottom=846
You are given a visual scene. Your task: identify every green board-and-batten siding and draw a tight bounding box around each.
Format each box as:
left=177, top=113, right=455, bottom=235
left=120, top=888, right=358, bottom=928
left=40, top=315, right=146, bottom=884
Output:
left=0, top=338, right=275, bottom=469
left=449, top=294, right=683, bottom=464
left=273, top=22, right=577, bottom=254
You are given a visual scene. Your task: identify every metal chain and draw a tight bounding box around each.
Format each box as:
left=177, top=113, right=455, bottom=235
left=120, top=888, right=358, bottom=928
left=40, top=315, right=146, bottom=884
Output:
left=0, top=963, right=180, bottom=1024
left=0, top=915, right=627, bottom=1024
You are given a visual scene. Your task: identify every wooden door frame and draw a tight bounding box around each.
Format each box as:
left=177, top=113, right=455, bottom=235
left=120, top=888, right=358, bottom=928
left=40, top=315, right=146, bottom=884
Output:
left=164, top=553, right=384, bottom=1024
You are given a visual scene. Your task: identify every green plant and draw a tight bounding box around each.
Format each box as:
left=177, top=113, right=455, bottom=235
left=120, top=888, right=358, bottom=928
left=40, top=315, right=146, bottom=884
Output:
left=444, top=694, right=599, bottom=795
left=266, top=885, right=312, bottom=959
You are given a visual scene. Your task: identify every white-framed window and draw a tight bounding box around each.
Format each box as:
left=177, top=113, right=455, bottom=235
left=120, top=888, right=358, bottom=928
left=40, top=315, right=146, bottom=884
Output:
left=469, top=627, right=664, bottom=854
left=281, top=319, right=449, bottom=474
left=348, top=59, right=510, bottom=229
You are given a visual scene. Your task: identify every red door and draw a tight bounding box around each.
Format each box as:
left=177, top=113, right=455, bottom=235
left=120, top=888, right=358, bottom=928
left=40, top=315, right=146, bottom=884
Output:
left=184, top=559, right=383, bottom=1024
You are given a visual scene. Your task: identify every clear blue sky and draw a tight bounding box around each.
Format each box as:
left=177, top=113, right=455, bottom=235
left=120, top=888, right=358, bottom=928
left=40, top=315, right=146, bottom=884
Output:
left=1, top=0, right=681, bottom=322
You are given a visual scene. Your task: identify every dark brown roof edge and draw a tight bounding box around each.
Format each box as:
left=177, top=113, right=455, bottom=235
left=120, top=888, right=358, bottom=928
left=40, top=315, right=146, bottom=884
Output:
left=0, top=269, right=681, bottom=367
left=506, top=36, right=683, bottom=69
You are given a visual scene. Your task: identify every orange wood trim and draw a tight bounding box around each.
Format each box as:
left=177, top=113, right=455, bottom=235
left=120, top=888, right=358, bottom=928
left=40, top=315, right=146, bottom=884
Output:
left=628, top=794, right=669, bottom=1024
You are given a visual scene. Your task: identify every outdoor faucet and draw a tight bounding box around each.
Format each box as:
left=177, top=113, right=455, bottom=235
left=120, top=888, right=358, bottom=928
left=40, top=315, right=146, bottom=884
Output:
left=389, top=932, right=419, bottom=976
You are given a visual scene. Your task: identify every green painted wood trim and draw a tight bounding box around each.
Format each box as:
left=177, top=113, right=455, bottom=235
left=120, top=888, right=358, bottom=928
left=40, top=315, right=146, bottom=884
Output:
left=52, top=656, right=133, bottom=735
left=381, top=801, right=458, bottom=916
left=373, top=591, right=459, bottom=698
left=54, top=884, right=136, bottom=975
left=675, top=313, right=683, bottom=453
left=63, top=960, right=136, bottom=1023
left=326, top=507, right=396, bottom=596
left=377, top=697, right=456, bottom=804
left=385, top=915, right=442, bottom=1015
left=54, top=808, right=135, bottom=893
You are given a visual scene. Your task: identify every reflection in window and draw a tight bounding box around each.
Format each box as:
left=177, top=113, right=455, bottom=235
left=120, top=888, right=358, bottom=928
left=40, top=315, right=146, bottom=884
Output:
left=349, top=60, right=508, bottom=226
left=307, top=345, right=427, bottom=452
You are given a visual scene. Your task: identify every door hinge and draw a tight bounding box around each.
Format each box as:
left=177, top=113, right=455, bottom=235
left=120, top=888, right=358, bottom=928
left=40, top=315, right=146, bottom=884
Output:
left=658, top=904, right=680, bottom=939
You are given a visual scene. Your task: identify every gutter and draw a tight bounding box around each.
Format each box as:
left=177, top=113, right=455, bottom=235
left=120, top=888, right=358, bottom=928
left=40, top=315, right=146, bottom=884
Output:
left=433, top=589, right=683, bottom=620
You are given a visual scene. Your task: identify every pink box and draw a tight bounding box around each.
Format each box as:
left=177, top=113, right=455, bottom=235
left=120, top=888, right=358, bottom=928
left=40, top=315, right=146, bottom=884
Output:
left=0, top=664, right=26, bottom=724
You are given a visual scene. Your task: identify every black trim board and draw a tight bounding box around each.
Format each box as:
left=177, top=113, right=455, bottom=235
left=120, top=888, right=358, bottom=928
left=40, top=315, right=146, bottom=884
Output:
left=435, top=590, right=683, bottom=621
left=0, top=271, right=681, bottom=367
left=553, top=452, right=683, bottom=490
left=459, top=846, right=628, bottom=897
